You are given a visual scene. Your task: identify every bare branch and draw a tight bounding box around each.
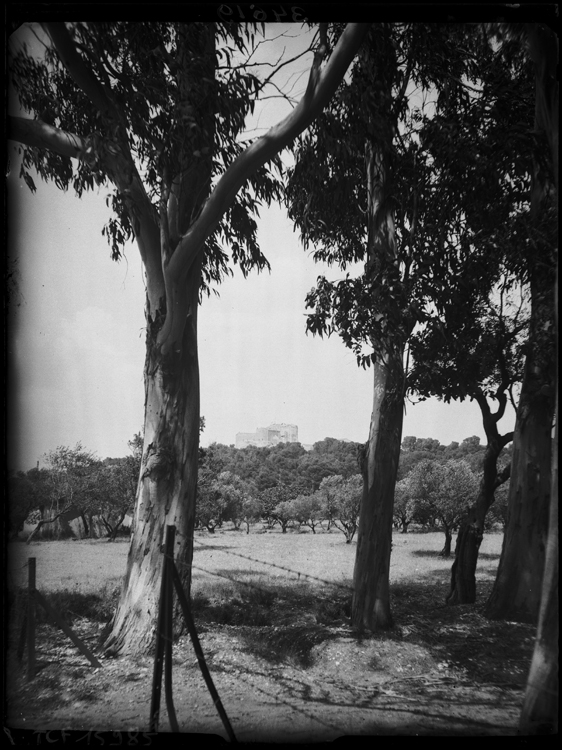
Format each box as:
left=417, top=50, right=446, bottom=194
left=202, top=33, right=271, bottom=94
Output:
left=158, top=22, right=370, bottom=354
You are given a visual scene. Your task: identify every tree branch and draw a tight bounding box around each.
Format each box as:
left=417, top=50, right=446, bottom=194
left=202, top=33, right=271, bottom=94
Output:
left=158, top=22, right=370, bottom=353
left=8, top=115, right=164, bottom=309
left=8, top=115, right=86, bottom=159
left=499, top=431, right=514, bottom=449
left=493, top=461, right=511, bottom=489
left=42, top=22, right=116, bottom=118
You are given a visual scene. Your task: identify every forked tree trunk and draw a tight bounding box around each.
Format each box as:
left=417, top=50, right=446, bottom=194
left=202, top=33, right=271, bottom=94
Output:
left=352, top=350, right=405, bottom=630
left=103, top=269, right=201, bottom=656
left=447, top=447, right=502, bottom=604
left=446, top=401, right=512, bottom=605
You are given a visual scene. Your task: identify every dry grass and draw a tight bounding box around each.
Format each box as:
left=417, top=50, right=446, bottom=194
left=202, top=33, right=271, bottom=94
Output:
left=7, top=528, right=504, bottom=667
left=7, top=528, right=536, bottom=739
left=7, top=527, right=503, bottom=595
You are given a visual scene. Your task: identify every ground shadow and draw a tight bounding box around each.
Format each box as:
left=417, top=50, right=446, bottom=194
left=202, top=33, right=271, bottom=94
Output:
left=389, top=580, right=535, bottom=686
left=193, top=564, right=534, bottom=687
left=410, top=549, right=500, bottom=561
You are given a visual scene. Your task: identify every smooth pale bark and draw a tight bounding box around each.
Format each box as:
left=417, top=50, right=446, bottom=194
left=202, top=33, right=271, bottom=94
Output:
left=350, top=39, right=409, bottom=629
left=352, top=350, right=405, bottom=630
left=104, top=264, right=202, bottom=655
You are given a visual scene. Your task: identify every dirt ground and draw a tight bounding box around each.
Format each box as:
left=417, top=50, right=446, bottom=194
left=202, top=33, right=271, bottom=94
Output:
left=5, top=532, right=536, bottom=740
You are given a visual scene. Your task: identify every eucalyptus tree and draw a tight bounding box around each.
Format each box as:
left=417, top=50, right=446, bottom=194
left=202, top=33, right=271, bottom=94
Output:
left=286, top=23, right=494, bottom=630
left=8, top=20, right=369, bottom=653
left=410, top=24, right=556, bottom=612
left=482, top=26, right=557, bottom=627
left=492, top=21, right=559, bottom=735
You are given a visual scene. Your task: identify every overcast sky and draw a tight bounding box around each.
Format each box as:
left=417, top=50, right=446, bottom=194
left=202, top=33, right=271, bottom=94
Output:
left=7, top=22, right=517, bottom=471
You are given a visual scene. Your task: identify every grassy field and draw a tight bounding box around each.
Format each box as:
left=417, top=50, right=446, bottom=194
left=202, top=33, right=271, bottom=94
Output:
left=7, top=527, right=503, bottom=602
left=8, top=528, right=537, bottom=738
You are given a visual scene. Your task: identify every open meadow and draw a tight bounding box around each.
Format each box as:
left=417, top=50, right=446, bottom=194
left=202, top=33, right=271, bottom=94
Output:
left=6, top=528, right=536, bottom=739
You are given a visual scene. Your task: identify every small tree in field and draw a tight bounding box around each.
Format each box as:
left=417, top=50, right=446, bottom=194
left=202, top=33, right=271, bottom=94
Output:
left=241, top=495, right=263, bottom=534
left=272, top=496, right=296, bottom=534
left=213, top=471, right=248, bottom=530
left=28, top=442, right=101, bottom=540
left=291, top=492, right=325, bottom=533
left=320, top=474, right=361, bottom=543
left=393, top=476, right=416, bottom=533
left=408, top=459, right=479, bottom=557
left=91, top=456, right=139, bottom=540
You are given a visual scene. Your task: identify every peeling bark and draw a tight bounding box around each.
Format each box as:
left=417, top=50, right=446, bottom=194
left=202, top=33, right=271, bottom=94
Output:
left=103, top=266, right=201, bottom=655
left=352, top=349, right=405, bottom=631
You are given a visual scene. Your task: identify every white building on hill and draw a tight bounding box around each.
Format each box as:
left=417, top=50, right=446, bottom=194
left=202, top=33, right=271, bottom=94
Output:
left=236, top=423, right=298, bottom=449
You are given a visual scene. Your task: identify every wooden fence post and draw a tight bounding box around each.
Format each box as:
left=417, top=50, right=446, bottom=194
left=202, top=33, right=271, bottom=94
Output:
left=149, top=525, right=178, bottom=732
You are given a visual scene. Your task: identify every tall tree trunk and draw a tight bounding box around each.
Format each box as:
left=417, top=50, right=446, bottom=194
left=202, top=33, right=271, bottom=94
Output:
left=518, top=461, right=558, bottom=733
left=518, top=26, right=558, bottom=730
left=484, top=33, right=557, bottom=621
left=484, top=279, right=554, bottom=623
left=518, top=271, right=558, bottom=733
left=352, top=349, right=405, bottom=630
left=350, top=34, right=408, bottom=632
left=103, top=267, right=201, bottom=656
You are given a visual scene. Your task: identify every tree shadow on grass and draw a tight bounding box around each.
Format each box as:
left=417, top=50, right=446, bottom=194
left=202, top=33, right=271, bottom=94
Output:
left=390, top=579, right=535, bottom=687
left=410, top=549, right=500, bottom=561
left=191, top=569, right=352, bottom=666
left=191, top=563, right=534, bottom=690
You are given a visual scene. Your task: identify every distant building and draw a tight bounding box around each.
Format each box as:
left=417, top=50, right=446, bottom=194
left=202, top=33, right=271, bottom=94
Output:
left=236, top=423, right=298, bottom=449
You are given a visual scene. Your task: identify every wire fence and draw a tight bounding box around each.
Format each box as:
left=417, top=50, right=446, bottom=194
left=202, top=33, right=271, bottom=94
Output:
left=181, top=530, right=355, bottom=594
left=8, top=530, right=556, bottom=738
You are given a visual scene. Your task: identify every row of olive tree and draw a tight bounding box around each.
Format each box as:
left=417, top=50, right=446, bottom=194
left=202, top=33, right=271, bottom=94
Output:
left=392, top=459, right=496, bottom=556
left=8, top=436, right=141, bottom=542
left=195, top=471, right=362, bottom=542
